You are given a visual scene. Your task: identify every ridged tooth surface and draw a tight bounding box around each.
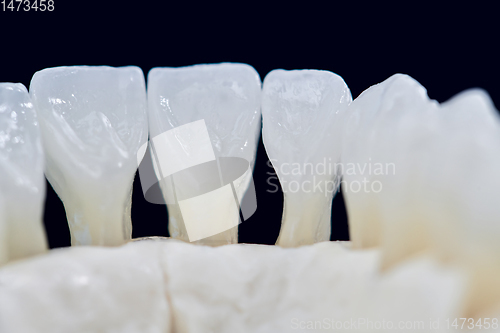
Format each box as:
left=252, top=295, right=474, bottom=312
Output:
left=30, top=67, right=148, bottom=246
left=262, top=70, right=351, bottom=247
left=342, top=74, right=438, bottom=254
left=147, top=63, right=261, bottom=246
left=0, top=83, right=47, bottom=264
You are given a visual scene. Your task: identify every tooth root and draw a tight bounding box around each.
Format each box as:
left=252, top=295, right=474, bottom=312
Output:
left=147, top=63, right=262, bottom=246
left=261, top=69, right=351, bottom=247
left=0, top=83, right=48, bottom=263
left=29, top=67, right=148, bottom=246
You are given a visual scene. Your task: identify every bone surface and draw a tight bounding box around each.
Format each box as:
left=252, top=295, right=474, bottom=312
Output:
left=262, top=69, right=351, bottom=247
left=0, top=83, right=47, bottom=264
left=147, top=63, right=261, bottom=246
left=0, top=239, right=468, bottom=333
left=30, top=67, right=148, bottom=246
left=0, top=242, right=170, bottom=333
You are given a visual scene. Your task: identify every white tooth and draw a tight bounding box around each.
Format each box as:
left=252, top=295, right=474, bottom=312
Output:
left=30, top=67, right=148, bottom=246
left=422, top=89, right=500, bottom=315
left=0, top=83, right=47, bottom=263
left=147, top=63, right=261, bottom=246
left=341, top=74, right=438, bottom=256
left=0, top=198, right=6, bottom=265
left=262, top=69, right=351, bottom=247
left=343, top=74, right=500, bottom=314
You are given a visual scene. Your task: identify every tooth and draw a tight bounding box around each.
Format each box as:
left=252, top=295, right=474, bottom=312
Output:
left=341, top=74, right=438, bottom=257
left=0, top=83, right=47, bottom=263
left=147, top=63, right=261, bottom=245
left=29, top=67, right=148, bottom=246
left=422, top=89, right=500, bottom=316
left=0, top=199, right=6, bottom=265
left=342, top=74, right=500, bottom=314
left=261, top=69, right=351, bottom=247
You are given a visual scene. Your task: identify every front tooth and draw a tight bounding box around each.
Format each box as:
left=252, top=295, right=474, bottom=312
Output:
left=0, top=83, right=47, bottom=263
left=29, top=67, right=148, bottom=246
left=147, top=63, right=261, bottom=245
left=261, top=69, right=351, bottom=247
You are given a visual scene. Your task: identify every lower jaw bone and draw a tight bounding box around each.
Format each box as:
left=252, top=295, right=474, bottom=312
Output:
left=0, top=239, right=466, bottom=332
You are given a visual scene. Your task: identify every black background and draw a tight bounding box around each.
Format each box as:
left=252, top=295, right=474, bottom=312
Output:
left=0, top=3, right=497, bottom=248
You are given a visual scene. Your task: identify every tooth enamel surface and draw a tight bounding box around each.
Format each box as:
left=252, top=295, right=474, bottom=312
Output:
left=262, top=70, right=351, bottom=247
left=341, top=74, right=439, bottom=257
left=0, top=83, right=47, bottom=264
left=423, top=89, right=500, bottom=315
left=343, top=75, right=500, bottom=313
left=30, top=67, right=148, bottom=246
left=147, top=63, right=261, bottom=246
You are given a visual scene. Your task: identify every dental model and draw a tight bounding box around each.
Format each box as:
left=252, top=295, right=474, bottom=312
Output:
left=1, top=65, right=500, bottom=332
left=0, top=83, right=47, bottom=264
left=147, top=63, right=261, bottom=245
left=262, top=70, right=351, bottom=247
left=30, top=66, right=148, bottom=246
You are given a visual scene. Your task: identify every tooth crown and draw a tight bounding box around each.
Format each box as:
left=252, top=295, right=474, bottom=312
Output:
left=262, top=69, right=351, bottom=185
left=148, top=63, right=262, bottom=245
left=30, top=66, right=147, bottom=176
left=0, top=83, right=45, bottom=192
left=426, top=89, right=500, bottom=252
left=148, top=63, right=261, bottom=161
left=30, top=66, right=148, bottom=246
left=341, top=74, right=439, bottom=252
left=262, top=69, right=352, bottom=247
left=0, top=83, right=47, bottom=262
left=407, top=89, right=500, bottom=315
